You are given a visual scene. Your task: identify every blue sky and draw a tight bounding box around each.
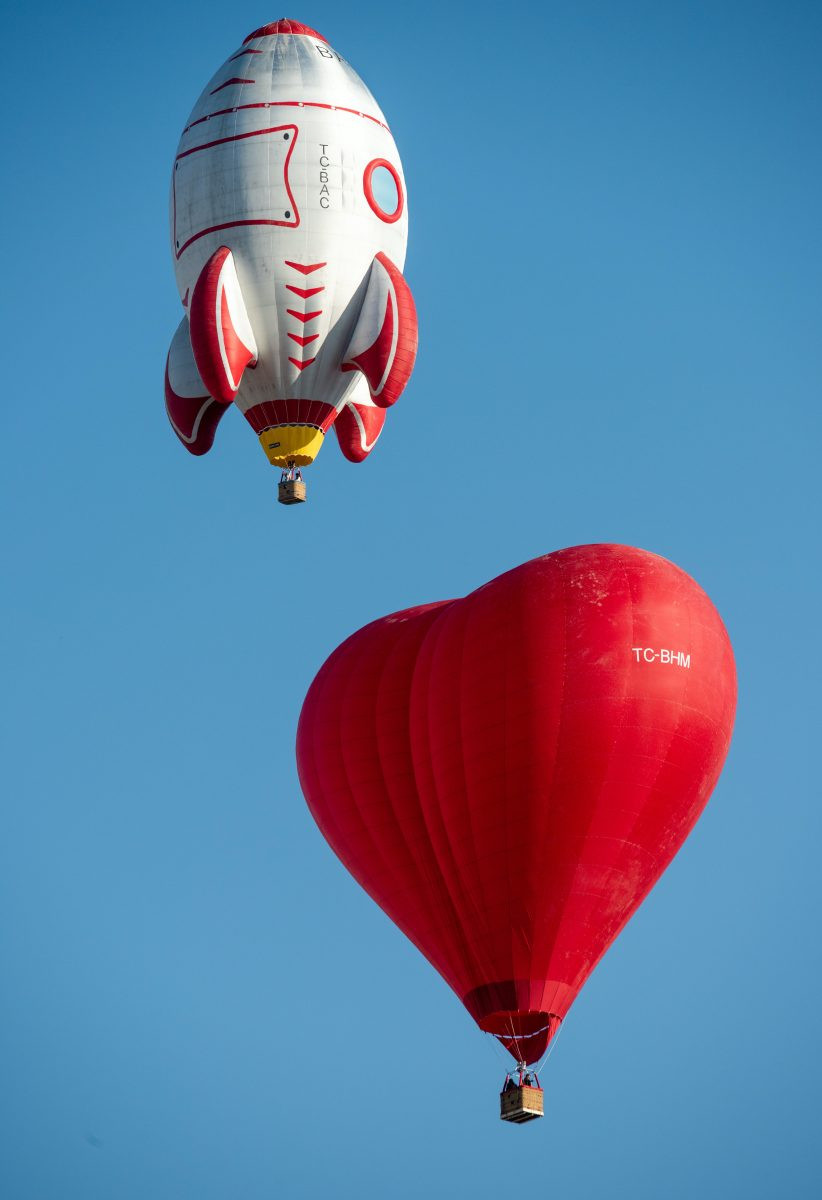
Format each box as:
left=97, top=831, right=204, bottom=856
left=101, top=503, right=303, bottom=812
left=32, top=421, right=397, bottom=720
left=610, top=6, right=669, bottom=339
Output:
left=1, top=1, right=820, bottom=1196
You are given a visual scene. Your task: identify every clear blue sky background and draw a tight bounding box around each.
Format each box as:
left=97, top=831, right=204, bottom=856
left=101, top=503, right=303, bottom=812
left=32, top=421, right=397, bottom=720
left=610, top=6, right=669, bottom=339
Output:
left=2, top=2, right=820, bottom=1196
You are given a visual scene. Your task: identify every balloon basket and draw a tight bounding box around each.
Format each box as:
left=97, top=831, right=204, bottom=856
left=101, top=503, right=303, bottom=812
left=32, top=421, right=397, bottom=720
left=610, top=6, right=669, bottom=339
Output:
left=500, top=1084, right=544, bottom=1124
left=278, top=480, right=306, bottom=505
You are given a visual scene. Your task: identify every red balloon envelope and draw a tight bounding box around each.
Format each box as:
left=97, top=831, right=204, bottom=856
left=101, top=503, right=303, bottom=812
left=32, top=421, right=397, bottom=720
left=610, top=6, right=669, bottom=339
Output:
left=297, top=545, right=736, bottom=1064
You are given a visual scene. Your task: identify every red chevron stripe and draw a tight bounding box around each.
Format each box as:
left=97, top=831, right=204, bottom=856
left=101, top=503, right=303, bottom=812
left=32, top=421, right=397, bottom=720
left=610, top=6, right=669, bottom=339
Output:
left=286, top=284, right=324, bottom=299
left=288, top=332, right=319, bottom=346
left=288, top=357, right=316, bottom=371
left=287, top=309, right=322, bottom=324
left=210, top=77, right=255, bottom=94
left=284, top=260, right=326, bottom=275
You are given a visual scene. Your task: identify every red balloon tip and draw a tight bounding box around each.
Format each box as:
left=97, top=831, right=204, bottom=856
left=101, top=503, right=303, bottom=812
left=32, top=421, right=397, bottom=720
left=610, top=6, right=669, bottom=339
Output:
left=244, top=19, right=326, bottom=44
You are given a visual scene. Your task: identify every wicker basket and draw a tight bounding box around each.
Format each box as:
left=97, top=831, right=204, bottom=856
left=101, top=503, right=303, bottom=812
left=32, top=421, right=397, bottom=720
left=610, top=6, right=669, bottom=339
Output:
left=499, top=1084, right=544, bottom=1124
left=278, top=480, right=307, bottom=506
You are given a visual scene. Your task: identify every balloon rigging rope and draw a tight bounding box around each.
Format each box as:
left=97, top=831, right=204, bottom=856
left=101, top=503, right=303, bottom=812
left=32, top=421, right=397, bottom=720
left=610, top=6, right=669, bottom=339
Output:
left=533, top=1014, right=568, bottom=1076
left=489, top=1012, right=568, bottom=1077
left=506, top=1013, right=525, bottom=1066
left=488, top=1031, right=512, bottom=1068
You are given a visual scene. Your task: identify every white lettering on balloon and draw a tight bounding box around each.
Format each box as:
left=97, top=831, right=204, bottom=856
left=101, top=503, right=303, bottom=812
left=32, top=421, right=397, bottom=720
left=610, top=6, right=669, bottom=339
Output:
left=319, top=144, right=331, bottom=208
left=631, top=648, right=691, bottom=668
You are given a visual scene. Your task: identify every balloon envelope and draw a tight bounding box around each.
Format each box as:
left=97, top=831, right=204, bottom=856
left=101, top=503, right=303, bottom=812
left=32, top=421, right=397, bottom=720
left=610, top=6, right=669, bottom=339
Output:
left=164, top=19, right=418, bottom=471
left=297, top=545, right=737, bottom=1063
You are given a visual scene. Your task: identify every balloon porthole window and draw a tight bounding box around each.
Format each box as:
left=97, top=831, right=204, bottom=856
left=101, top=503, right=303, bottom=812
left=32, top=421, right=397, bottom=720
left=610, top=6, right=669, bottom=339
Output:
left=363, top=159, right=404, bottom=223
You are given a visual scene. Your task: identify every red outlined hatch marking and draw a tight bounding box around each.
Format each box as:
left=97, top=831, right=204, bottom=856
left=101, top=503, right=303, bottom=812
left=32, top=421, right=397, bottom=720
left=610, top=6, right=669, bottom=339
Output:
left=173, top=125, right=299, bottom=259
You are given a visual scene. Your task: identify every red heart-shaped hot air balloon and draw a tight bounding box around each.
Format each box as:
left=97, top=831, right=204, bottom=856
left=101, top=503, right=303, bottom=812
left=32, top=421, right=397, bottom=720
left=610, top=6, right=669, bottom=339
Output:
left=297, top=545, right=736, bottom=1067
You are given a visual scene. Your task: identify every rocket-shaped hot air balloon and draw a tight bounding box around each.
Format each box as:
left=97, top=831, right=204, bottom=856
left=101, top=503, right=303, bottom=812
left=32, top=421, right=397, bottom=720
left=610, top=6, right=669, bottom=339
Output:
left=165, top=18, right=418, bottom=501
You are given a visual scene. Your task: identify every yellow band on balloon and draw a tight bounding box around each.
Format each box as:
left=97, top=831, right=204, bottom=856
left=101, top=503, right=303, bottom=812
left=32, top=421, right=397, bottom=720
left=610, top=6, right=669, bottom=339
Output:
left=258, top=425, right=325, bottom=467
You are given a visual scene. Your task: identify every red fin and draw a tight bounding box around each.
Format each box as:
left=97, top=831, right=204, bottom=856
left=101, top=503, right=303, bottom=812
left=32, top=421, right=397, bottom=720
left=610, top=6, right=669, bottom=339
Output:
left=165, top=318, right=229, bottom=456
left=333, top=382, right=388, bottom=463
left=341, top=252, right=417, bottom=408
left=189, top=247, right=257, bottom=404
